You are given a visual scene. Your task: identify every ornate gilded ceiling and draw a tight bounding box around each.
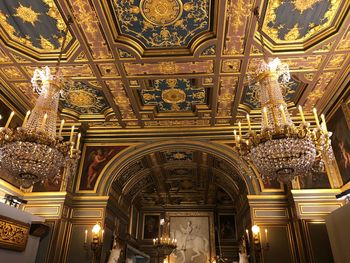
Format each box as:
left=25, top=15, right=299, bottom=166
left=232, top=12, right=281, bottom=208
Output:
left=0, top=0, right=76, bottom=58
left=110, top=0, right=212, bottom=50
left=113, top=149, right=244, bottom=206
left=0, top=0, right=349, bottom=130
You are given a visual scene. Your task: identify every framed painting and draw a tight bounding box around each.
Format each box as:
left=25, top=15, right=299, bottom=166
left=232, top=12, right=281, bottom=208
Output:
left=299, top=169, right=331, bottom=189
left=168, top=212, right=215, bottom=263
left=77, top=145, right=128, bottom=191
left=327, top=104, right=350, bottom=185
left=218, top=213, right=236, bottom=240
left=259, top=178, right=284, bottom=192
left=142, top=214, right=159, bottom=240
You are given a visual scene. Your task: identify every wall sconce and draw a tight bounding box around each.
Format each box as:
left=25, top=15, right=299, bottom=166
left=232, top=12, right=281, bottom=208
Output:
left=84, top=223, right=104, bottom=263
left=250, top=225, right=269, bottom=263
left=251, top=225, right=269, bottom=248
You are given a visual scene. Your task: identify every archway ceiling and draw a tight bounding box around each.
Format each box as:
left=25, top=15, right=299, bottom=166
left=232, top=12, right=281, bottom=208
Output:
left=113, top=149, right=245, bottom=206
left=0, top=0, right=349, bottom=130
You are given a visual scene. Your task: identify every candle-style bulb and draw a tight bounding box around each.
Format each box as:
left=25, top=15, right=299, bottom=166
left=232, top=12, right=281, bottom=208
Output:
left=5, top=111, right=15, bottom=128
left=22, top=110, right=30, bottom=128
left=298, top=105, right=305, bottom=123
left=246, top=113, right=252, bottom=132
left=69, top=125, right=75, bottom=142
left=263, top=107, right=269, bottom=127
left=320, top=114, right=328, bottom=133
left=313, top=107, right=320, bottom=128
left=58, top=119, right=65, bottom=137
left=238, top=121, right=242, bottom=137
left=76, top=133, right=81, bottom=150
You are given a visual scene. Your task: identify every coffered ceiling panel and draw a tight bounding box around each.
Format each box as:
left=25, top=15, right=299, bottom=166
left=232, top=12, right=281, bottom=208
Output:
left=0, top=0, right=77, bottom=58
left=108, top=0, right=214, bottom=52
left=261, top=0, right=347, bottom=50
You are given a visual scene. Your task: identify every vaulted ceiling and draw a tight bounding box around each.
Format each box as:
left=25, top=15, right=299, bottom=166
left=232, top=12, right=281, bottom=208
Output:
left=112, top=149, right=246, bottom=206
left=0, top=0, right=349, bottom=130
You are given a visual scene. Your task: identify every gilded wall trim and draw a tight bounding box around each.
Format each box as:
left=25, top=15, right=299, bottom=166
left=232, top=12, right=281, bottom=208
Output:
left=0, top=215, right=29, bottom=252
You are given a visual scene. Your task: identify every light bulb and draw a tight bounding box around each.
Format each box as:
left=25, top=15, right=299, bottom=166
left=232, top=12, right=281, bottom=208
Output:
left=252, top=225, right=260, bottom=235
left=92, top=223, right=101, bottom=234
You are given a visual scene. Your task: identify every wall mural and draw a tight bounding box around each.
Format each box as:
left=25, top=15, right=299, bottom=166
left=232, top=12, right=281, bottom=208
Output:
left=327, top=105, right=350, bottom=185
left=299, top=169, right=331, bottom=189
left=112, top=0, right=211, bottom=48
left=79, top=146, right=128, bottom=190
left=169, top=213, right=214, bottom=263
left=0, top=0, right=73, bottom=52
left=32, top=173, right=62, bottom=192
left=261, top=177, right=283, bottom=190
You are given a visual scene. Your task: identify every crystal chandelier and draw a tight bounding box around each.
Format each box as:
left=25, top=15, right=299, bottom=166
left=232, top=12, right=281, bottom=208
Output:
left=0, top=18, right=79, bottom=188
left=234, top=9, right=333, bottom=183
left=153, top=218, right=177, bottom=260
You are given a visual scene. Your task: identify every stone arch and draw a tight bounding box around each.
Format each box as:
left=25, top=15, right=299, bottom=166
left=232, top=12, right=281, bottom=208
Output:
left=96, top=139, right=261, bottom=196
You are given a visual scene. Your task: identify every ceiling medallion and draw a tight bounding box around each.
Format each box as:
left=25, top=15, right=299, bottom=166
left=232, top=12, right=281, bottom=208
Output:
left=13, top=3, right=40, bottom=26
left=66, top=90, right=96, bottom=108
left=140, top=0, right=183, bottom=26
left=161, top=88, right=186, bottom=104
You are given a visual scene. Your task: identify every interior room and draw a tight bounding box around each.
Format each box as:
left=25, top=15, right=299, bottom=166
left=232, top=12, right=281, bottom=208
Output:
left=0, top=0, right=349, bottom=262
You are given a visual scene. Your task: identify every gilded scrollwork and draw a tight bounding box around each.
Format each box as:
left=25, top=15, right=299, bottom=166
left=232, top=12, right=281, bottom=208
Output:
left=113, top=0, right=210, bottom=48
left=0, top=215, right=29, bottom=252
left=262, top=0, right=342, bottom=43
left=60, top=82, right=110, bottom=114
left=0, top=0, right=72, bottom=52
left=141, top=79, right=206, bottom=112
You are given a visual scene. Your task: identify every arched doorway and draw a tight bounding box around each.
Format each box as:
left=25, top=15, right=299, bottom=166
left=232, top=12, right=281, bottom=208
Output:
left=97, top=140, right=260, bottom=196
left=100, top=140, right=260, bottom=262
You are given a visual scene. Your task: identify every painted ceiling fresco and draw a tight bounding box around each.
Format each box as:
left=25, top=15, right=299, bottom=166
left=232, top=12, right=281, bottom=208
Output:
left=60, top=81, right=110, bottom=115
left=0, top=0, right=349, bottom=129
left=0, top=0, right=74, bottom=55
left=111, top=0, right=212, bottom=49
left=140, top=79, right=206, bottom=112
left=262, top=0, right=344, bottom=47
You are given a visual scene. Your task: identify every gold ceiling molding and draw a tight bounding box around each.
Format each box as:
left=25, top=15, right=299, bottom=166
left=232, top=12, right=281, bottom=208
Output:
left=0, top=0, right=349, bottom=132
